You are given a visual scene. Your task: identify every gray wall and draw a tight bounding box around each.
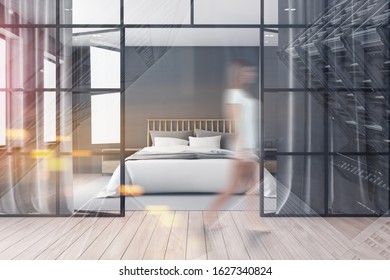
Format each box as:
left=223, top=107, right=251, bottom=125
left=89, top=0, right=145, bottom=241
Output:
left=124, top=46, right=259, bottom=148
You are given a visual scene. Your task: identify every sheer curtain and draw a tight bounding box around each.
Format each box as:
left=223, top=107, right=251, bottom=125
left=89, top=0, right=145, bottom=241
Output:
left=0, top=0, right=73, bottom=214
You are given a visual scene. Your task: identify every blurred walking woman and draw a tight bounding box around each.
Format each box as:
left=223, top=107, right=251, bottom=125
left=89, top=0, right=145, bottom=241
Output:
left=207, top=58, right=265, bottom=229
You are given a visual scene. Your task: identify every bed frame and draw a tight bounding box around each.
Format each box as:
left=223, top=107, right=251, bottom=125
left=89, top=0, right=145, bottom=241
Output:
left=146, top=118, right=234, bottom=147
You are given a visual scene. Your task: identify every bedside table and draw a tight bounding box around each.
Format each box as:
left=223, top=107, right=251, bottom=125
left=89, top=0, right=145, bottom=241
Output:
left=101, top=148, right=141, bottom=175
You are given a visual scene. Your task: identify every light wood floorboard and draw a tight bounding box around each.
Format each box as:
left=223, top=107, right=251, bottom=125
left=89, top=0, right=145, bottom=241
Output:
left=0, top=218, right=69, bottom=259
left=57, top=217, right=114, bottom=260
left=186, top=211, right=207, bottom=260
left=121, top=211, right=161, bottom=260
left=14, top=217, right=85, bottom=260
left=78, top=213, right=133, bottom=260
left=0, top=211, right=387, bottom=260
left=165, top=211, right=189, bottom=260
left=100, top=211, right=146, bottom=260
left=143, top=211, right=174, bottom=260
left=204, top=211, right=229, bottom=260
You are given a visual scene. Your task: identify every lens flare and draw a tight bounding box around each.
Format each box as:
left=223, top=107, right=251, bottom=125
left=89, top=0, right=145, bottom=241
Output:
left=6, top=129, right=29, bottom=140
left=56, top=135, right=72, bottom=142
left=30, top=149, right=54, bottom=159
left=72, top=150, right=92, bottom=157
left=119, top=185, right=144, bottom=196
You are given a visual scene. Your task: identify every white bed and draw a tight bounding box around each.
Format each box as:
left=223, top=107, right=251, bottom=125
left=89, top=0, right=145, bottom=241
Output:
left=98, top=119, right=276, bottom=197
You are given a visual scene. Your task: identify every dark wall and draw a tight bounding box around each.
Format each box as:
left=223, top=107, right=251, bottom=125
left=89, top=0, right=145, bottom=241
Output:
left=124, top=46, right=259, bottom=148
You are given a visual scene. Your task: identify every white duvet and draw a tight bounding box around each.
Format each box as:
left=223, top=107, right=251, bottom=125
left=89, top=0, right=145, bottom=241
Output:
left=98, top=146, right=276, bottom=197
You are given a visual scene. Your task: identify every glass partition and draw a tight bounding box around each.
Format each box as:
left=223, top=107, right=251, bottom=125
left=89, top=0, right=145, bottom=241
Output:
left=0, top=0, right=388, bottom=217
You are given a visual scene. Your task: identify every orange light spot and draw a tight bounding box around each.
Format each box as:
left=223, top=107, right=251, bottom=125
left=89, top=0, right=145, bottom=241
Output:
left=6, top=129, right=29, bottom=140
left=56, top=135, right=71, bottom=142
left=30, top=149, right=54, bottom=159
left=119, top=185, right=144, bottom=196
left=72, top=150, right=92, bottom=157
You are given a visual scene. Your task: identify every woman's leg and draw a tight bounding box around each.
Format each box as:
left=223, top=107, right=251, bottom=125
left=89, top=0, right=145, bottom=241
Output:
left=208, top=159, right=244, bottom=212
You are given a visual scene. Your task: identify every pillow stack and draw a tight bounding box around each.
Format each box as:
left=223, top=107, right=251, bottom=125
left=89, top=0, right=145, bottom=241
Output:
left=149, top=129, right=234, bottom=149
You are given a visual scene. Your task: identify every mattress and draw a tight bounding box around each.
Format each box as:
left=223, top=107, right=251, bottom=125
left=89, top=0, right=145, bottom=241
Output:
left=98, top=146, right=276, bottom=197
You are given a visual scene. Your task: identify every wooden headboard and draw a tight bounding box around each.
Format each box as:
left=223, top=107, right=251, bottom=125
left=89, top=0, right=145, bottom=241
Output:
left=146, top=119, right=234, bottom=146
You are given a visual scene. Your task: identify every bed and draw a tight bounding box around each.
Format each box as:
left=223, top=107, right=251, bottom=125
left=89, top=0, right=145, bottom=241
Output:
left=98, top=119, right=276, bottom=197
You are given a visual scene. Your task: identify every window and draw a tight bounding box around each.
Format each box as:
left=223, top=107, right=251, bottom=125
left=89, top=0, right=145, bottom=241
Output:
left=124, top=0, right=190, bottom=24
left=0, top=39, right=6, bottom=146
left=44, top=58, right=57, bottom=142
left=91, top=93, right=120, bottom=144
left=194, top=0, right=260, bottom=24
left=90, top=46, right=120, bottom=88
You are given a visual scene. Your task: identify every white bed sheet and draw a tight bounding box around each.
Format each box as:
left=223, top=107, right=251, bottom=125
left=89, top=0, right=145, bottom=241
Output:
left=98, top=146, right=276, bottom=197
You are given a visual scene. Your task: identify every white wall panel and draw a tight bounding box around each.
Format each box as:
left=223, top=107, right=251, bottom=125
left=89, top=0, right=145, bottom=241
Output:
left=0, top=92, right=5, bottom=146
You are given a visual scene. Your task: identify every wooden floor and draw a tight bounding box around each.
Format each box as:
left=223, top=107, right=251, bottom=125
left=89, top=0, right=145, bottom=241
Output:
left=0, top=211, right=388, bottom=260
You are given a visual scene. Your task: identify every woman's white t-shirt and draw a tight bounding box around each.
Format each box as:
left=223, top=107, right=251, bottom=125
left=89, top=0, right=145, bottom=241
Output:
left=223, top=89, right=258, bottom=150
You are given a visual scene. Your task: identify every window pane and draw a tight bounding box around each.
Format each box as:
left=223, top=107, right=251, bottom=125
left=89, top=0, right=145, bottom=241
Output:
left=264, top=92, right=325, bottom=153
left=44, top=92, right=56, bottom=142
left=264, top=0, right=330, bottom=25
left=0, top=39, right=5, bottom=146
left=0, top=92, right=5, bottom=146
left=44, top=58, right=56, bottom=88
left=274, top=156, right=325, bottom=215
left=1, top=28, right=55, bottom=89
left=60, top=28, right=120, bottom=89
left=330, top=155, right=388, bottom=215
left=0, top=39, right=5, bottom=88
left=62, top=0, right=120, bottom=24
left=91, top=93, right=120, bottom=144
left=126, top=28, right=259, bottom=46
left=124, top=0, right=190, bottom=24
left=194, top=0, right=260, bottom=25
left=263, top=28, right=307, bottom=89
left=90, top=46, right=120, bottom=89
left=43, top=58, right=56, bottom=142
left=1, top=0, right=56, bottom=24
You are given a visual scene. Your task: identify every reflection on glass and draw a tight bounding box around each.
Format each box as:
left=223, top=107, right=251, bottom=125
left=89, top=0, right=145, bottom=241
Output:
left=124, top=0, right=190, bottom=24
left=264, top=0, right=330, bottom=25
left=329, top=155, right=389, bottom=215
left=0, top=28, right=55, bottom=89
left=272, top=156, right=325, bottom=215
left=0, top=92, right=5, bottom=146
left=194, top=0, right=260, bottom=25
left=61, top=0, right=120, bottom=24
left=0, top=0, right=56, bottom=24
left=264, top=28, right=306, bottom=89
left=264, top=92, right=325, bottom=153
left=126, top=28, right=260, bottom=47
left=60, top=28, right=120, bottom=89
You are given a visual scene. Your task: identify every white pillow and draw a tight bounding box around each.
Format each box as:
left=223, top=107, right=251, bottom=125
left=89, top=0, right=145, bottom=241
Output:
left=189, top=136, right=221, bottom=148
left=153, top=137, right=189, bottom=147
